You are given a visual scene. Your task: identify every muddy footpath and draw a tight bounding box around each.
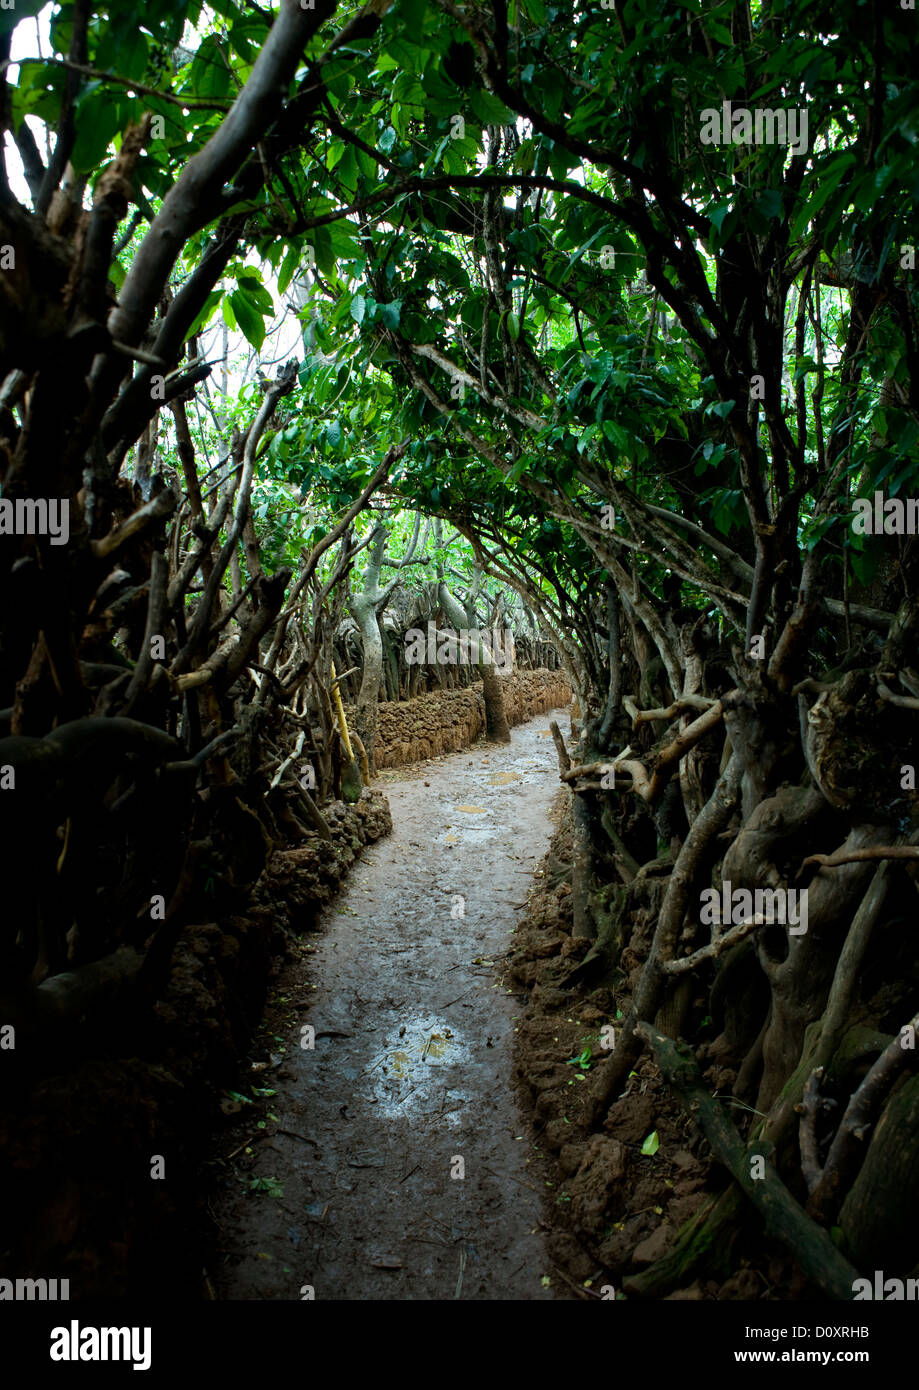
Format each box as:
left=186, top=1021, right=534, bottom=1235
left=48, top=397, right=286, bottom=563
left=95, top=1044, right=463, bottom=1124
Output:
left=209, top=707, right=575, bottom=1300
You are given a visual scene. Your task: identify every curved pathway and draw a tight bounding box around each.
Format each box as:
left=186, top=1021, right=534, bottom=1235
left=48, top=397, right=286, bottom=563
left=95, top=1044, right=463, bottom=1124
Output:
left=212, top=706, right=572, bottom=1301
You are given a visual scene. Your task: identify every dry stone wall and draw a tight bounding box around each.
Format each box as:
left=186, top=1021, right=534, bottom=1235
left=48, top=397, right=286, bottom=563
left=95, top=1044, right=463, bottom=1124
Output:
left=345, top=669, right=571, bottom=769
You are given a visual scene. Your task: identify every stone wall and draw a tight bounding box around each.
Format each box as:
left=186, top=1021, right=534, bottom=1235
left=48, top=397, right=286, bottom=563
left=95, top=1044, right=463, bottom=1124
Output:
left=348, top=668, right=571, bottom=769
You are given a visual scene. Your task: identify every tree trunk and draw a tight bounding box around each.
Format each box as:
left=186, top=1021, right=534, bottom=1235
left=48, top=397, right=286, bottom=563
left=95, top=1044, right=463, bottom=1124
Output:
left=480, top=660, right=511, bottom=742
left=350, top=525, right=388, bottom=774
left=437, top=575, right=511, bottom=744
left=352, top=595, right=382, bottom=774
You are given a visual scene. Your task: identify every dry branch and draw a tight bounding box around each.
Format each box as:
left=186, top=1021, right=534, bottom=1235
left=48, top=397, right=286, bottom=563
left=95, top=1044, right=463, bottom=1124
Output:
left=801, top=846, right=919, bottom=871
left=759, top=858, right=899, bottom=1149
left=589, top=754, right=742, bottom=1118
left=548, top=719, right=570, bottom=773
left=806, top=1008, right=919, bottom=1225
left=799, top=1067, right=825, bottom=1194
left=90, top=488, right=177, bottom=559
left=636, top=1023, right=860, bottom=1302
left=624, top=693, right=716, bottom=727
left=663, top=911, right=768, bottom=974
left=877, top=680, right=919, bottom=711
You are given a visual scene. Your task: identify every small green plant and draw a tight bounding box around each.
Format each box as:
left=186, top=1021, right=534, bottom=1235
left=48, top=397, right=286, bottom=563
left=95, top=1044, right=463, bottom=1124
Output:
left=566, top=1046, right=592, bottom=1071
left=248, top=1176, right=284, bottom=1198
left=640, top=1130, right=660, bottom=1157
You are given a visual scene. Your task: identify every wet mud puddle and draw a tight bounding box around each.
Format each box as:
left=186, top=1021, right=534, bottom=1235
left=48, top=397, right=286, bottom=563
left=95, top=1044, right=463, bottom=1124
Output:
left=211, top=708, right=572, bottom=1300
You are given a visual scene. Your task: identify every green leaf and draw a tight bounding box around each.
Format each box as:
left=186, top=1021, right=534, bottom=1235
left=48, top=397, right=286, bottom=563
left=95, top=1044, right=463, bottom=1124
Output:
left=248, top=1176, right=284, bottom=1198
left=640, top=1130, right=660, bottom=1157
left=379, top=300, right=402, bottom=330
left=602, top=420, right=630, bottom=451
left=326, top=219, right=361, bottom=263
left=236, top=274, right=274, bottom=315
left=229, top=289, right=266, bottom=351
left=756, top=189, right=784, bottom=221
left=180, top=34, right=233, bottom=101
left=350, top=293, right=366, bottom=325
left=311, top=224, right=337, bottom=277
left=278, top=247, right=301, bottom=296
left=790, top=153, right=857, bottom=241
left=470, top=89, right=514, bottom=127
left=355, top=144, right=378, bottom=181
left=186, top=288, right=223, bottom=341
left=337, top=144, right=359, bottom=195
left=70, top=90, right=124, bottom=174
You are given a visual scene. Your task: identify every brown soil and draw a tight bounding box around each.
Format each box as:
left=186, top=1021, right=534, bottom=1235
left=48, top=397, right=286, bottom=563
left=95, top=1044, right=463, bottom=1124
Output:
left=207, top=708, right=578, bottom=1300
left=506, top=791, right=819, bottom=1301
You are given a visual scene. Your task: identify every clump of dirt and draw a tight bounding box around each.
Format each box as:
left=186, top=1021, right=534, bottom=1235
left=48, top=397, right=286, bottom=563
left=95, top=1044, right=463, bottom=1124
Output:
left=249, top=793, right=391, bottom=938
left=505, top=791, right=812, bottom=1301
left=0, top=791, right=392, bottom=1300
left=347, top=669, right=571, bottom=768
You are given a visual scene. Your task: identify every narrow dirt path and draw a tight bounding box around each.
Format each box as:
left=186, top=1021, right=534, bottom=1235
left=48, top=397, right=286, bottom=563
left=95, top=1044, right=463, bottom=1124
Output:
left=212, top=706, right=573, bottom=1301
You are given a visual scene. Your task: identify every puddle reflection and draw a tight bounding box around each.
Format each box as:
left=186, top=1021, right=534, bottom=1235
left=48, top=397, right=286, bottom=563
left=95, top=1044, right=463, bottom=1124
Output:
left=365, top=1015, right=472, bottom=1121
